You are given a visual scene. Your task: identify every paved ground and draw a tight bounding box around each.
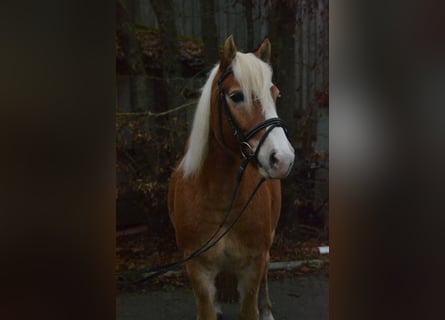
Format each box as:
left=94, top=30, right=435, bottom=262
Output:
left=117, top=274, right=328, bottom=320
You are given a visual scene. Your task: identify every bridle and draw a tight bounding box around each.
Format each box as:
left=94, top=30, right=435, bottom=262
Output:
left=217, top=67, right=287, bottom=171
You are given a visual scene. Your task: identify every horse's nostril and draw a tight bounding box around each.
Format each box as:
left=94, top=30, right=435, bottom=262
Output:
left=269, top=152, right=278, bottom=168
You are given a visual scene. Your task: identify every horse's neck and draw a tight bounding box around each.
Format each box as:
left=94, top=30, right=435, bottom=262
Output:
left=204, top=134, right=240, bottom=183
left=195, top=133, right=266, bottom=210
left=198, top=134, right=245, bottom=195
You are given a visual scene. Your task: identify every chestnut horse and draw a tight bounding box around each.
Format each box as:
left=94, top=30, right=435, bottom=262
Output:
left=168, top=36, right=295, bottom=320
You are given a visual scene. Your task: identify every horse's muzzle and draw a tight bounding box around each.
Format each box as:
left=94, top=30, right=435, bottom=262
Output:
left=259, top=148, right=295, bottom=179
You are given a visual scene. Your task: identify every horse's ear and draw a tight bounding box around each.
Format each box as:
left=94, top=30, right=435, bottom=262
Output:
left=254, top=38, right=271, bottom=63
left=220, top=35, right=237, bottom=71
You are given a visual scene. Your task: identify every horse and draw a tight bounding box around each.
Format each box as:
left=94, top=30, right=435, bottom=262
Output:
left=168, top=35, right=295, bottom=320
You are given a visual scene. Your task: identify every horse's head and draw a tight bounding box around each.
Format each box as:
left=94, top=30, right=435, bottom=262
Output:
left=213, top=35, right=295, bottom=179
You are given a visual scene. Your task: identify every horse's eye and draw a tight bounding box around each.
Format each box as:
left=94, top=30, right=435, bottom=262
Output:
left=229, top=91, right=244, bottom=103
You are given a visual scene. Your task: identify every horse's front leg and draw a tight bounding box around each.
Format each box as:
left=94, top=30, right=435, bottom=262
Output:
left=258, top=264, right=275, bottom=320
left=237, top=253, right=268, bottom=320
left=185, top=259, right=219, bottom=320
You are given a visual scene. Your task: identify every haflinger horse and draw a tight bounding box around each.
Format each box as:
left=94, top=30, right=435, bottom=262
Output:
left=168, top=35, right=295, bottom=320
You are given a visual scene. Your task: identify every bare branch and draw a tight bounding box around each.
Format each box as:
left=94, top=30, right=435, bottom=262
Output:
left=116, top=101, right=197, bottom=118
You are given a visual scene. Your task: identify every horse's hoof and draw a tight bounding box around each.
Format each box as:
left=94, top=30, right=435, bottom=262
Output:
left=260, top=313, right=275, bottom=320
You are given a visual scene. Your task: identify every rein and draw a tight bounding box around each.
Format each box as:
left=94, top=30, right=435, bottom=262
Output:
left=118, top=67, right=287, bottom=285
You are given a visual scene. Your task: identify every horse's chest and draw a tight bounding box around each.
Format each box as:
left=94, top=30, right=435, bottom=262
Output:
left=215, top=236, right=264, bottom=271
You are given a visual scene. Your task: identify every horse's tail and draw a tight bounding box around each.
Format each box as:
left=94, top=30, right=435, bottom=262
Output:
left=215, top=272, right=239, bottom=303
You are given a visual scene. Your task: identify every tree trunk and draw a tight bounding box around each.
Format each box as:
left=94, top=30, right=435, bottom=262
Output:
left=150, top=0, right=183, bottom=175
left=268, top=0, right=297, bottom=139
left=116, top=0, right=148, bottom=113
left=200, top=0, right=219, bottom=66
left=243, top=0, right=254, bottom=50
left=150, top=0, right=181, bottom=106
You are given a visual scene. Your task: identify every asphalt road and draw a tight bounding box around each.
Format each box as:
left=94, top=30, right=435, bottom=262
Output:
left=117, top=274, right=328, bottom=320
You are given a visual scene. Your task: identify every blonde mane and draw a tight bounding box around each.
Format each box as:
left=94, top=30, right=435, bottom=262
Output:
left=180, top=52, right=274, bottom=177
